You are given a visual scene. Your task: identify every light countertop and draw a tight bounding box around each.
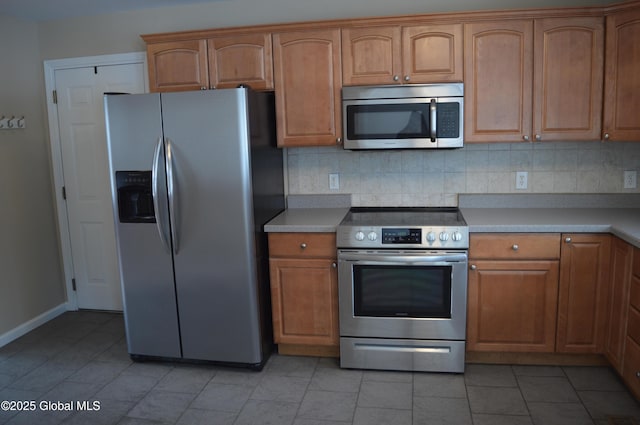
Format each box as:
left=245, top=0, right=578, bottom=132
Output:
left=461, top=207, right=640, bottom=248
left=264, top=208, right=349, bottom=233
left=264, top=194, right=640, bottom=248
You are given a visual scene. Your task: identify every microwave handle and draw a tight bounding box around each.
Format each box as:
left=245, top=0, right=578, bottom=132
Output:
left=429, top=99, right=437, bottom=143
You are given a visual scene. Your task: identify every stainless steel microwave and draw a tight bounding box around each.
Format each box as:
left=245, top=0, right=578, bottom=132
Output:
left=342, top=83, right=464, bottom=150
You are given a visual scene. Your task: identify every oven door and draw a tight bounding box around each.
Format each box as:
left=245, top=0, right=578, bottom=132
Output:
left=337, top=249, right=468, bottom=341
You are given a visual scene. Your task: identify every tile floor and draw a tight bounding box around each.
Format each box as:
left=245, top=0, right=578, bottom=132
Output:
left=1, top=311, right=640, bottom=425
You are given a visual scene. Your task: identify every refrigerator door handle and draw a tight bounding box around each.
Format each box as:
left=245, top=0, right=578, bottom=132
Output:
left=165, top=138, right=179, bottom=254
left=152, top=137, right=171, bottom=253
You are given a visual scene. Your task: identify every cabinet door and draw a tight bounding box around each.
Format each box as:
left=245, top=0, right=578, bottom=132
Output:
left=402, top=24, right=463, bottom=83
left=464, top=20, right=533, bottom=143
left=269, top=258, right=339, bottom=346
left=342, top=26, right=401, bottom=86
left=467, top=260, right=559, bottom=352
left=147, top=40, right=208, bottom=92
left=603, top=6, right=640, bottom=141
left=533, top=17, right=604, bottom=142
left=623, top=336, right=640, bottom=399
left=207, top=33, right=273, bottom=90
left=556, top=234, right=611, bottom=353
left=606, top=237, right=634, bottom=372
left=273, top=29, right=342, bottom=147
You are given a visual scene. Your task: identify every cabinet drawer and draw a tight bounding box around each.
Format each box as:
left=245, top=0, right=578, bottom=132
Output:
left=470, top=233, right=560, bottom=260
left=630, top=275, right=640, bottom=312
left=629, top=305, right=640, bottom=346
left=269, top=233, right=336, bottom=259
left=623, top=336, right=640, bottom=399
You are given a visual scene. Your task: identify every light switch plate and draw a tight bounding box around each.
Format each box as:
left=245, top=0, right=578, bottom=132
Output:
left=329, top=173, right=340, bottom=190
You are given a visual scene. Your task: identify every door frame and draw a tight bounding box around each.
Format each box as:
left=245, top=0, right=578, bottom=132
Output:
left=44, top=52, right=148, bottom=310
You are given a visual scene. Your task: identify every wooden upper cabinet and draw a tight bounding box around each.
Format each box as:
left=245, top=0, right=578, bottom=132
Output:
left=342, top=26, right=401, bottom=86
left=147, top=40, right=209, bottom=92
left=342, top=24, right=463, bottom=86
left=534, top=17, right=604, bottom=142
left=207, top=33, right=273, bottom=90
left=464, top=20, right=534, bottom=143
left=147, top=34, right=272, bottom=92
left=465, top=17, right=604, bottom=143
left=273, top=29, right=342, bottom=147
left=603, top=6, right=640, bottom=141
left=402, top=24, right=463, bottom=84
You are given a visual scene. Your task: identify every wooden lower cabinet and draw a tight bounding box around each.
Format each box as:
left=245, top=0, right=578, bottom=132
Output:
left=467, top=259, right=560, bottom=352
left=623, top=336, right=640, bottom=399
left=606, top=237, right=634, bottom=372
left=556, top=234, right=611, bottom=353
left=621, top=248, right=640, bottom=397
left=268, top=233, right=339, bottom=357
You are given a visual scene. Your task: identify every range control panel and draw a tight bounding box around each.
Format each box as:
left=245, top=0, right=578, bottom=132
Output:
left=337, top=226, right=469, bottom=249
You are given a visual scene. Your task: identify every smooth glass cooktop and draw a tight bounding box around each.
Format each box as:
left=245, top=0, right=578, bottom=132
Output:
left=341, top=207, right=467, bottom=227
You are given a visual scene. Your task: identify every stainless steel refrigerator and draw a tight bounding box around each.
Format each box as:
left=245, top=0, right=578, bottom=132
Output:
left=104, top=89, right=284, bottom=369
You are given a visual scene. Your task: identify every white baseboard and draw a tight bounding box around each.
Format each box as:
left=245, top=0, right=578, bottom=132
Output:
left=0, top=303, right=68, bottom=348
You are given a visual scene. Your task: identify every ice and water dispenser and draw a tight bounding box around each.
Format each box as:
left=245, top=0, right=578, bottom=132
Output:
left=116, top=171, right=155, bottom=223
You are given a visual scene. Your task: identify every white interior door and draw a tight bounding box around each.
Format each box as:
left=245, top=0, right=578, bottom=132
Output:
left=55, top=63, right=145, bottom=310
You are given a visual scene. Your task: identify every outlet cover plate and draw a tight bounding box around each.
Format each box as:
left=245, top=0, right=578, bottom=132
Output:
left=624, top=170, right=637, bottom=189
left=516, top=171, right=528, bottom=190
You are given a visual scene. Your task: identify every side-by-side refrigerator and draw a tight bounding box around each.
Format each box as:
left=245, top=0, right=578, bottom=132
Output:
left=104, top=89, right=284, bottom=369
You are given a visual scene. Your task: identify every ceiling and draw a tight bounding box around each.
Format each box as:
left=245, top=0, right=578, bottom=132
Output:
left=0, top=0, right=227, bottom=21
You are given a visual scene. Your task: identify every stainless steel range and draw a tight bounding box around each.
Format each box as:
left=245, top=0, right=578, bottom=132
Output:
left=336, top=207, right=469, bottom=373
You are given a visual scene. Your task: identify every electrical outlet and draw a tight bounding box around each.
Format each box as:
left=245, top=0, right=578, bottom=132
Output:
left=624, top=170, right=637, bottom=189
left=329, top=173, right=340, bottom=190
left=516, top=171, right=528, bottom=190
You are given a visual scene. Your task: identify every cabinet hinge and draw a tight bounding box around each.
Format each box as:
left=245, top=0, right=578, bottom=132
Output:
left=62, top=186, right=66, bottom=200
left=52, top=90, right=57, bottom=104
left=72, top=278, right=76, bottom=291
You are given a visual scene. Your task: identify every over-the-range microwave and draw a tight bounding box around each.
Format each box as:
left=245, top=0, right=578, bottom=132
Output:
left=342, top=83, right=464, bottom=150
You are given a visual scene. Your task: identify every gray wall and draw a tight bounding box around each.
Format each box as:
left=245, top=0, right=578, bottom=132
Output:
left=37, top=0, right=611, bottom=59
left=0, top=15, right=65, bottom=336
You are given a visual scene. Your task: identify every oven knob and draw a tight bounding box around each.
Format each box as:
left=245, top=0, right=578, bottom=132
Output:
left=367, top=231, right=378, bottom=241
left=355, top=231, right=365, bottom=241
left=452, top=231, right=463, bottom=242
left=427, top=231, right=437, bottom=242
left=439, top=232, right=450, bottom=241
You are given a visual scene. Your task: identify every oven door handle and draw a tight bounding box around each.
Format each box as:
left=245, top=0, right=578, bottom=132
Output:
left=338, top=252, right=467, bottom=264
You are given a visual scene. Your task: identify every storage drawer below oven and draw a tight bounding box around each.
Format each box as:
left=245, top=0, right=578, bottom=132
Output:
left=340, top=337, right=465, bottom=373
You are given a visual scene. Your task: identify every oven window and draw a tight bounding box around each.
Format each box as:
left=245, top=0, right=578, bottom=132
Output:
left=353, top=265, right=452, bottom=318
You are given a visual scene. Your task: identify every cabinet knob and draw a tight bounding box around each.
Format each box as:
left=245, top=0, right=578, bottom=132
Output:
left=300, top=243, right=307, bottom=249
left=636, top=371, right=640, bottom=378
left=404, top=75, right=410, bottom=82
left=512, top=244, right=519, bottom=251
left=470, top=264, right=477, bottom=270
left=523, top=135, right=530, bottom=142
left=332, top=262, right=337, bottom=268
left=336, top=137, right=342, bottom=145
left=393, top=75, right=400, bottom=82
left=604, top=133, right=610, bottom=141
left=535, top=134, right=542, bottom=141
left=565, top=237, right=572, bottom=243
left=200, top=86, right=207, bottom=90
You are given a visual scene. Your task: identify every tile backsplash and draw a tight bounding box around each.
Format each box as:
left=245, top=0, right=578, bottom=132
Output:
left=286, top=141, right=640, bottom=206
